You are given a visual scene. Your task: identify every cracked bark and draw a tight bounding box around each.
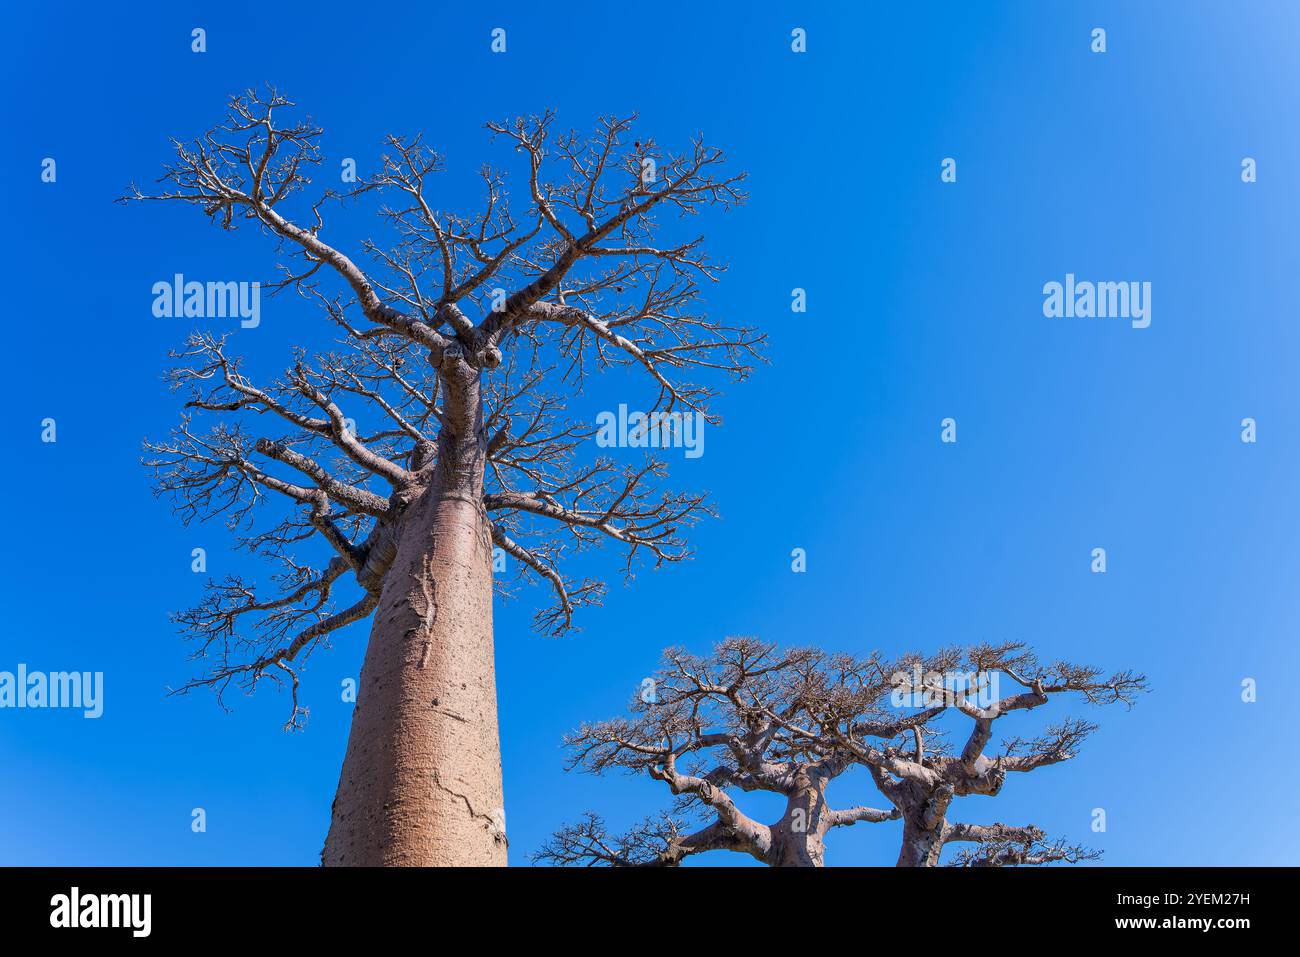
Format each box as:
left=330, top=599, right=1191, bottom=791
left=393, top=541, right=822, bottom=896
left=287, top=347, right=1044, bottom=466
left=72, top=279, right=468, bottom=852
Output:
left=131, top=96, right=764, bottom=866
left=322, top=354, right=506, bottom=866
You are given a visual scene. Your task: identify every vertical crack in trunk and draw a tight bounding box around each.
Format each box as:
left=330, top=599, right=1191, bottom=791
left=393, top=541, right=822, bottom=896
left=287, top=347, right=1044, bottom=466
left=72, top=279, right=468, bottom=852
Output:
left=322, top=357, right=505, bottom=866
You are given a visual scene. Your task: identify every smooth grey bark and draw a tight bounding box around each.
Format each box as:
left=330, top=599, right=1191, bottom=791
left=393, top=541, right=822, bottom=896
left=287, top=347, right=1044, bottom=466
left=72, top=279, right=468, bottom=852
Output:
left=766, top=777, right=832, bottom=867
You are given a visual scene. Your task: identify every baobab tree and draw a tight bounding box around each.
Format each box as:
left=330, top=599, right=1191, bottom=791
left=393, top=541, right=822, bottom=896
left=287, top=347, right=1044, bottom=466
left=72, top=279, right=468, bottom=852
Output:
left=125, top=88, right=761, bottom=866
left=536, top=638, right=1144, bottom=867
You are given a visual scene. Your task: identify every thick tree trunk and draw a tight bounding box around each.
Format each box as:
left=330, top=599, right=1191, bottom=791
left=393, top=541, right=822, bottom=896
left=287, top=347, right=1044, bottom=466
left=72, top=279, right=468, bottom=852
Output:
left=896, top=818, right=945, bottom=867
left=322, top=357, right=505, bottom=866
left=768, top=832, right=826, bottom=867
left=766, top=779, right=828, bottom=867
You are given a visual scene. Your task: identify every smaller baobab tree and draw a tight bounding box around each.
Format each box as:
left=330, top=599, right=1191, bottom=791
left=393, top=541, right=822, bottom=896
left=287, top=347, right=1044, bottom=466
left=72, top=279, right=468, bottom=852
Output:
left=536, top=638, right=1145, bottom=867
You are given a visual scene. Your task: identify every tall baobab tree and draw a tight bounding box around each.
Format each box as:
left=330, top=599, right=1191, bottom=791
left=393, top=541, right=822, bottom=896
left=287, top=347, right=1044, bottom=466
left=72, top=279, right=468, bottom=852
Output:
left=536, top=638, right=1144, bottom=867
left=125, top=88, right=761, bottom=866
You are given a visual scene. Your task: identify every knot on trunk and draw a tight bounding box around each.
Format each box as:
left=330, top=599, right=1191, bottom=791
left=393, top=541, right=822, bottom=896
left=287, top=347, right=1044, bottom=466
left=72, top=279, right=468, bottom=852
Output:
left=409, top=439, right=437, bottom=472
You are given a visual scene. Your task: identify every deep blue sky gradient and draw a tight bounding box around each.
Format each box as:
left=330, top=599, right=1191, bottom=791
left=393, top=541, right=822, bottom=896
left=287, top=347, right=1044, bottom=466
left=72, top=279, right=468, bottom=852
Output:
left=2, top=1, right=1298, bottom=865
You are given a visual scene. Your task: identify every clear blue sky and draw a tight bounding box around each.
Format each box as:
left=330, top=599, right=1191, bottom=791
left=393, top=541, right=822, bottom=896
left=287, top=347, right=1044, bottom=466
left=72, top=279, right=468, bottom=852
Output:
left=2, top=1, right=1298, bottom=866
